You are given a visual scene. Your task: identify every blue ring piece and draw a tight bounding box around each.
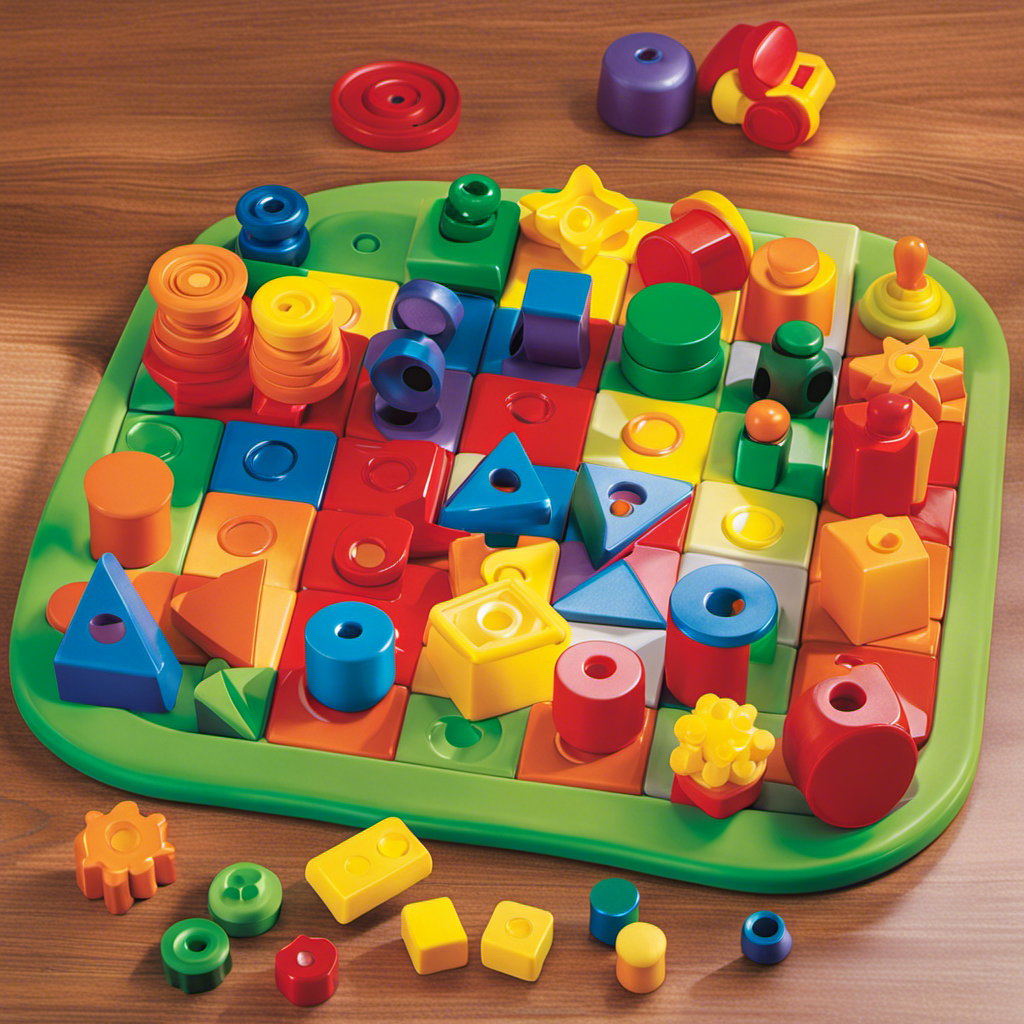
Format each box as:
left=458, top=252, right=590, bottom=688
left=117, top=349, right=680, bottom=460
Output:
left=741, top=911, right=792, bottom=964
left=589, top=878, right=640, bottom=946
left=235, top=185, right=309, bottom=242
left=369, top=330, right=445, bottom=413
left=669, top=564, right=777, bottom=648
left=391, top=279, right=464, bottom=351
left=304, top=602, right=396, bottom=713
left=236, top=228, right=311, bottom=267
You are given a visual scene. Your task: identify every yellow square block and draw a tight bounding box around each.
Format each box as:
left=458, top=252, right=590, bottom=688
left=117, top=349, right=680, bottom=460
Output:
left=424, top=579, right=570, bottom=720
left=401, top=897, right=469, bottom=975
left=305, top=817, right=432, bottom=924
left=480, top=900, right=554, bottom=982
left=582, top=390, right=717, bottom=486
left=617, top=267, right=740, bottom=343
left=819, top=514, right=930, bottom=645
left=305, top=270, right=398, bottom=340
left=499, top=237, right=629, bottom=324
left=684, top=480, right=818, bottom=569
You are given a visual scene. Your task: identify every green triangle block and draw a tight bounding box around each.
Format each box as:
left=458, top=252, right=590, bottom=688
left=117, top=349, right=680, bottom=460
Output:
left=203, top=659, right=231, bottom=679
left=194, top=667, right=277, bottom=741
left=129, top=364, right=174, bottom=413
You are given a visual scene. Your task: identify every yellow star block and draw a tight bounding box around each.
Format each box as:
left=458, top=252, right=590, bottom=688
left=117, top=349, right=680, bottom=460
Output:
left=518, top=165, right=638, bottom=270
left=847, top=336, right=965, bottom=422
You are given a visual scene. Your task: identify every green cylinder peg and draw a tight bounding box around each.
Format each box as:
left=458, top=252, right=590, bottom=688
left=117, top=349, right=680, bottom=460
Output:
left=161, top=918, right=232, bottom=994
left=439, top=174, right=502, bottom=242
left=621, top=282, right=721, bottom=372
left=208, top=862, right=283, bottom=937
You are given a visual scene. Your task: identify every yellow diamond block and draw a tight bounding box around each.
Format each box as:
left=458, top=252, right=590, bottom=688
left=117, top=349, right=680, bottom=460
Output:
left=305, top=817, right=432, bottom=924
left=424, top=579, right=570, bottom=721
left=582, top=389, right=717, bottom=486
left=669, top=693, right=775, bottom=789
left=304, top=270, right=398, bottom=339
left=480, top=900, right=554, bottom=982
left=684, top=480, right=818, bottom=569
left=401, top=897, right=469, bottom=975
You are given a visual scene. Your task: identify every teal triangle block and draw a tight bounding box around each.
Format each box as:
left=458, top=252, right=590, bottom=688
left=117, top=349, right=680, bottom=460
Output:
left=554, top=560, right=666, bottom=629
left=571, top=464, right=693, bottom=568
left=194, top=667, right=276, bottom=741
left=440, top=432, right=552, bottom=533
left=54, top=552, right=182, bottom=712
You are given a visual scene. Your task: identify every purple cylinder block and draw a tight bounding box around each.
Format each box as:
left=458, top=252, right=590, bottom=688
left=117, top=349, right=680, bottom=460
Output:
left=391, top=279, right=464, bottom=351
left=597, top=32, right=697, bottom=137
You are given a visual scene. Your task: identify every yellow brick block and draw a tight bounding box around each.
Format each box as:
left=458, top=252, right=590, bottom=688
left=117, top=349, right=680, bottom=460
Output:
left=305, top=270, right=398, bottom=339
left=424, top=579, right=570, bottom=721
left=401, top=897, right=469, bottom=975
left=582, top=389, right=717, bottom=486
left=305, top=818, right=432, bottom=924
left=480, top=900, right=554, bottom=982
left=819, top=514, right=930, bottom=645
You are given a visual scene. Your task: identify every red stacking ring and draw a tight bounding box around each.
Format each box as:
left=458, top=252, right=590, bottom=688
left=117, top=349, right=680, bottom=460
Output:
left=330, top=61, right=461, bottom=151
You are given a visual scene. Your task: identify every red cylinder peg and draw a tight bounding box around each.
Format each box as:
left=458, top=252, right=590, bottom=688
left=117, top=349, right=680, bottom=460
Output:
left=552, top=641, right=645, bottom=754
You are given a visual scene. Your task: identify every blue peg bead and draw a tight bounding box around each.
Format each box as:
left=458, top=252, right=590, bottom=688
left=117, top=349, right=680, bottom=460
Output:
left=369, top=329, right=446, bottom=413
left=741, top=911, right=792, bottom=964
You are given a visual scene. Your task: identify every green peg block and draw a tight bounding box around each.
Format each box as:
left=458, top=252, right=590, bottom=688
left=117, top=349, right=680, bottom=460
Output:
left=619, top=344, right=725, bottom=402
left=161, top=918, right=232, bottom=993
left=240, top=257, right=306, bottom=297
left=752, top=320, right=834, bottom=417
left=128, top=364, right=174, bottom=414
left=734, top=427, right=792, bottom=491
left=194, top=667, right=277, bottom=741
left=208, top=862, right=283, bottom=937
left=305, top=210, right=416, bottom=283
left=622, top=282, right=722, bottom=372
left=748, top=614, right=779, bottom=665
left=440, top=174, right=502, bottom=242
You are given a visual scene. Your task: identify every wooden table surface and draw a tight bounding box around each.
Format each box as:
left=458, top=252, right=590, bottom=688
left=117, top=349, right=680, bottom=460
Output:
left=2, top=1, right=1022, bottom=1020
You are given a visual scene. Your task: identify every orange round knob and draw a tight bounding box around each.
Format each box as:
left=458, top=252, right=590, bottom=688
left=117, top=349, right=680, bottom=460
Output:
left=893, top=236, right=929, bottom=291
left=745, top=399, right=791, bottom=443
left=765, top=237, right=819, bottom=288
left=148, top=245, right=248, bottom=327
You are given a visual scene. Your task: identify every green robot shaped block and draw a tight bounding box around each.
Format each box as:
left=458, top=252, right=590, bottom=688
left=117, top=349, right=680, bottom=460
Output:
left=752, top=320, right=834, bottom=417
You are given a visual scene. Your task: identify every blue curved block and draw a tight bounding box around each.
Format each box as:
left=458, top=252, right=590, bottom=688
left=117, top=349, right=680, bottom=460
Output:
left=669, top=563, right=777, bottom=648
left=741, top=911, right=792, bottom=964
left=369, top=330, right=446, bottom=413
left=522, top=268, right=592, bottom=369
left=391, top=279, right=464, bottom=351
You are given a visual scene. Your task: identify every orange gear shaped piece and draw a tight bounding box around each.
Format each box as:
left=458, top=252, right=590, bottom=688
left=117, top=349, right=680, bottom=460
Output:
left=74, top=800, right=176, bottom=914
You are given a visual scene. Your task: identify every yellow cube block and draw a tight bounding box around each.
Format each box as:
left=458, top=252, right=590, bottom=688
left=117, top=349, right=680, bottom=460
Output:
left=305, top=270, right=398, bottom=339
left=480, top=900, right=554, bottom=982
left=424, top=579, right=570, bottom=721
left=401, top=897, right=469, bottom=975
left=305, top=817, right=432, bottom=924
left=819, top=514, right=930, bottom=645
left=684, top=480, right=818, bottom=569
left=583, top=390, right=717, bottom=486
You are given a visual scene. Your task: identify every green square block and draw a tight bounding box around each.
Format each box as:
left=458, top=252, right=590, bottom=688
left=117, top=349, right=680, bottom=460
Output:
left=305, top=210, right=416, bottom=283
left=240, top=257, right=307, bottom=296
left=114, top=412, right=224, bottom=573
left=599, top=341, right=728, bottom=410
left=702, top=411, right=831, bottom=504
left=643, top=707, right=687, bottom=799
left=395, top=694, right=531, bottom=779
left=404, top=197, right=520, bottom=299
left=128, top=364, right=174, bottom=414
left=133, top=664, right=206, bottom=734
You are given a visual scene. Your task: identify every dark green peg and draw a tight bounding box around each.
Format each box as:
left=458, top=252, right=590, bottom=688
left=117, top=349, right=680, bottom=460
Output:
left=751, top=320, right=834, bottom=417
left=161, top=918, right=232, bottom=994
left=439, top=174, right=502, bottom=242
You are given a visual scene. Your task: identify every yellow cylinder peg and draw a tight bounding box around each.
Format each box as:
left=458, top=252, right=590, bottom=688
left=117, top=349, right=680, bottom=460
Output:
left=615, top=922, right=666, bottom=993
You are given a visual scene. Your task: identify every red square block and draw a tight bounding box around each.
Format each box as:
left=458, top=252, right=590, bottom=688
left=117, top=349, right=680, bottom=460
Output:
left=460, top=374, right=595, bottom=470
left=265, top=669, right=409, bottom=759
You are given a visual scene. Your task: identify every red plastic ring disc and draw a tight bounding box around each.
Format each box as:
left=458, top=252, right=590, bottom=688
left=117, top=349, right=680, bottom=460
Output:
left=330, top=61, right=461, bottom=151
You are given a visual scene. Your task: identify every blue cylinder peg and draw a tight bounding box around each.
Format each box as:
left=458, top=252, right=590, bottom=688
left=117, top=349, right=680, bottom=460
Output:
left=368, top=329, right=446, bottom=413
left=589, top=878, right=640, bottom=946
left=236, top=185, right=310, bottom=267
left=304, top=602, right=396, bottom=712
left=391, top=279, right=464, bottom=351
left=741, top=911, right=793, bottom=965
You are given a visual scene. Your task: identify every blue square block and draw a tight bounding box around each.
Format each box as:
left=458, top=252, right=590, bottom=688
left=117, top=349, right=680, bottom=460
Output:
left=445, top=292, right=496, bottom=374
left=479, top=305, right=524, bottom=375
left=522, top=267, right=591, bottom=321
left=210, top=420, right=338, bottom=508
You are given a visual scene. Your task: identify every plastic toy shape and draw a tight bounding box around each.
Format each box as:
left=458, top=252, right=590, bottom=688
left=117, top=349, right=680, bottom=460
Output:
left=75, top=800, right=176, bottom=914
left=521, top=268, right=592, bottom=369
left=480, top=900, right=554, bottom=982
left=305, top=817, right=432, bottom=924
left=439, top=174, right=502, bottom=242
left=589, top=878, right=640, bottom=946
left=276, top=935, right=338, bottom=1005
left=193, top=664, right=276, bottom=741
left=480, top=539, right=560, bottom=603
left=554, top=559, right=665, bottom=629
left=161, top=918, right=232, bottom=993
left=236, top=184, right=310, bottom=267
left=369, top=329, right=446, bottom=412
left=615, top=921, right=666, bottom=993
left=391, top=279, right=464, bottom=350
left=735, top=400, right=792, bottom=490
left=401, top=897, right=469, bottom=974
left=752, top=320, right=835, bottom=417
left=518, top=165, right=639, bottom=270
left=741, top=911, right=792, bottom=964
left=621, top=281, right=722, bottom=372
left=208, top=861, right=283, bottom=936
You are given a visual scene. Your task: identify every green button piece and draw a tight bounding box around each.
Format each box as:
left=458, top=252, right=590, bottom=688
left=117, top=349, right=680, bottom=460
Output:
left=161, top=918, right=232, bottom=994
left=773, top=319, right=824, bottom=358
left=208, top=862, right=283, bottom=937
left=622, top=282, right=722, bottom=372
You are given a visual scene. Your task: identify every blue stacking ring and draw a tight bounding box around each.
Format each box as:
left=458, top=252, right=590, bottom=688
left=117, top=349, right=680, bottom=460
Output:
left=391, top=279, right=464, bottom=351
left=589, top=878, right=640, bottom=946
left=741, top=911, right=793, bottom=964
left=235, top=185, right=309, bottom=242
left=369, top=329, right=446, bottom=413
left=304, top=602, right=396, bottom=713
left=669, top=564, right=778, bottom=648
left=236, top=229, right=310, bottom=267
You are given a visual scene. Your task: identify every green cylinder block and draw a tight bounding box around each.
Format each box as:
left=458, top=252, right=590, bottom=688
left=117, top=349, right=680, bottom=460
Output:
left=620, top=343, right=724, bottom=402
left=734, top=427, right=792, bottom=491
left=752, top=320, right=834, bottom=417
left=208, top=862, right=283, bottom=937
left=622, top=282, right=722, bottom=372
left=161, top=918, right=232, bottom=994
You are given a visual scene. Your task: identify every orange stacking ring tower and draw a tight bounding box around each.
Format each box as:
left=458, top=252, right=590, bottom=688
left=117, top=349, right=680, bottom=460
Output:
left=143, top=245, right=253, bottom=409
left=248, top=277, right=350, bottom=421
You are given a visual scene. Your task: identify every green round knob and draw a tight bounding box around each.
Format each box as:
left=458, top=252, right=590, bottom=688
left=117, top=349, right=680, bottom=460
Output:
left=446, top=174, right=501, bottom=222
left=622, top=282, right=721, bottom=372
left=772, top=319, right=824, bottom=358
left=161, top=918, right=232, bottom=994
left=208, top=862, right=283, bottom=937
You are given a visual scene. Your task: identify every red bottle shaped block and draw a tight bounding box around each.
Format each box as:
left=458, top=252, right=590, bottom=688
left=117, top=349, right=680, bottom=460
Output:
left=782, top=662, right=918, bottom=828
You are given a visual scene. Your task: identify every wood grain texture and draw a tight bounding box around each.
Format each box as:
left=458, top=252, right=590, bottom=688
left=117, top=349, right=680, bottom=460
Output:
left=1, top=1, right=1022, bottom=1020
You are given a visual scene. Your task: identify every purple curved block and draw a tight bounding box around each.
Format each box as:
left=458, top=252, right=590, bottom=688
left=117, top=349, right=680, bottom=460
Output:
left=597, top=32, right=696, bottom=137
left=371, top=369, right=472, bottom=452
left=392, top=279, right=464, bottom=351
left=369, top=329, right=445, bottom=413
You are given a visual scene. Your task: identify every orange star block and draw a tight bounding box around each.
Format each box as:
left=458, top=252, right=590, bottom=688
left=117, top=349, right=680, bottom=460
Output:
left=518, top=165, right=638, bottom=270
left=74, top=800, right=176, bottom=914
left=847, top=336, right=965, bottom=421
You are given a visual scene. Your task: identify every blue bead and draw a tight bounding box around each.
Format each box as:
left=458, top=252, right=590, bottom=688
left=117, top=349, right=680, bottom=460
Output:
left=391, top=279, right=464, bottom=351
left=589, top=878, right=640, bottom=945
left=236, top=228, right=311, bottom=267
left=235, top=185, right=309, bottom=241
left=368, top=329, right=446, bottom=413
left=305, top=602, right=396, bottom=712
left=741, top=911, right=792, bottom=964
left=668, top=564, right=777, bottom=648
left=445, top=292, right=495, bottom=373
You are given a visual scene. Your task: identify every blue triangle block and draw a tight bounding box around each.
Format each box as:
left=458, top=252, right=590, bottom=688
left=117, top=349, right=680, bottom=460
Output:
left=571, top=464, right=693, bottom=568
left=53, top=553, right=182, bottom=713
left=554, top=560, right=666, bottom=629
left=440, top=432, right=552, bottom=533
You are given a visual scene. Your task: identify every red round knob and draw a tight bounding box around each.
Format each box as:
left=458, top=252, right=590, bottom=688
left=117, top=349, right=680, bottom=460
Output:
left=275, top=935, right=338, bottom=1006
left=865, top=393, right=913, bottom=440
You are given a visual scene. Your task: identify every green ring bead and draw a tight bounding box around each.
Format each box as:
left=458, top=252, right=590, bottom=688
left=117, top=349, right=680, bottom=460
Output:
left=161, top=918, right=232, bottom=994
left=446, top=174, right=502, bottom=222
left=208, top=861, right=283, bottom=937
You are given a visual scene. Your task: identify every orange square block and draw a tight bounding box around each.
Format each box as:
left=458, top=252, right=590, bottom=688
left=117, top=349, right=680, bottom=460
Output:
left=265, top=669, right=409, bottom=759
left=516, top=702, right=655, bottom=795
left=183, top=491, right=315, bottom=590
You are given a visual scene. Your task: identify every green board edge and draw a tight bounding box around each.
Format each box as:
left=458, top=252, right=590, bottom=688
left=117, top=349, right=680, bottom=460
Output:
left=9, top=181, right=1008, bottom=893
